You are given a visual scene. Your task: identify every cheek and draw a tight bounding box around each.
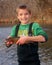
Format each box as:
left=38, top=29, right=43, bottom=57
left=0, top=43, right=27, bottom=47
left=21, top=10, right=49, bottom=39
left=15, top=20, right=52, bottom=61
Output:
left=17, top=16, right=21, bottom=20
left=26, top=15, right=31, bottom=19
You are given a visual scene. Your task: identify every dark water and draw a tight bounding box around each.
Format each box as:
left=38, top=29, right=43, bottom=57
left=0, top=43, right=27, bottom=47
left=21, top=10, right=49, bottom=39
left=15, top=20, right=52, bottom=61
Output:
left=0, top=27, right=52, bottom=65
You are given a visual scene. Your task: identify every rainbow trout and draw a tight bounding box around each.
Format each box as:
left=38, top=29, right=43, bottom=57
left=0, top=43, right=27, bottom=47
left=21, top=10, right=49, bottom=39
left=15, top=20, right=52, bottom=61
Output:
left=5, top=37, right=20, bottom=48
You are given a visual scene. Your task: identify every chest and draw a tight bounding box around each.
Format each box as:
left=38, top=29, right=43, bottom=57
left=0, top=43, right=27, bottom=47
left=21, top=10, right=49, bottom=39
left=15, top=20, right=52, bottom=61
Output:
left=18, top=26, right=29, bottom=37
left=15, top=23, right=34, bottom=37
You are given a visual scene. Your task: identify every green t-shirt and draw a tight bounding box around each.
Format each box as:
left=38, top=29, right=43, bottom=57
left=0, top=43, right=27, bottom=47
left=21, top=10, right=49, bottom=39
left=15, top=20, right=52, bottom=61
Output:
left=10, top=22, right=48, bottom=41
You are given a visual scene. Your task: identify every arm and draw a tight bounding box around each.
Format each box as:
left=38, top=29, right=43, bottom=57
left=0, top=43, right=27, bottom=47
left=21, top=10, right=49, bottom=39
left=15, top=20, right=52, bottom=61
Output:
left=5, top=25, right=17, bottom=47
left=27, top=35, right=46, bottom=43
left=33, top=23, right=48, bottom=42
left=16, top=35, right=45, bottom=45
left=16, top=23, right=48, bottom=45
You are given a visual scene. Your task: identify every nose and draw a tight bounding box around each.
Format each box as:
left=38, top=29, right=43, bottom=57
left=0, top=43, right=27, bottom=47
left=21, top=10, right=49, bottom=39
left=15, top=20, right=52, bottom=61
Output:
left=22, top=14, right=25, bottom=18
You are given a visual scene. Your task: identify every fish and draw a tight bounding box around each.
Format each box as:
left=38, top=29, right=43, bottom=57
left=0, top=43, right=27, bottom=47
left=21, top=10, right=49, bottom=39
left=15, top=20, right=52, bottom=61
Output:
left=5, top=37, right=20, bottom=48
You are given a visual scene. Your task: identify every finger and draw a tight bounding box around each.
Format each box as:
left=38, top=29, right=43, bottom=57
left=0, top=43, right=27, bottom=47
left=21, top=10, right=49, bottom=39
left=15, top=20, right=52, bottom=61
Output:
left=16, top=40, right=20, bottom=44
left=6, top=42, right=10, bottom=44
left=10, top=41, right=13, bottom=44
left=5, top=42, right=10, bottom=47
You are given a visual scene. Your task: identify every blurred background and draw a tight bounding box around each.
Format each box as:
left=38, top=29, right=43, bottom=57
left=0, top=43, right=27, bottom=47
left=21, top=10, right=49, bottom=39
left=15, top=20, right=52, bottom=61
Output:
left=0, top=0, right=52, bottom=65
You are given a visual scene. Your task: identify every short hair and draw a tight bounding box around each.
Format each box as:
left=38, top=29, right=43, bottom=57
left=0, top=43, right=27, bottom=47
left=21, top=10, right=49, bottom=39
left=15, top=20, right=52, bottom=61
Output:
left=16, top=4, right=31, bottom=14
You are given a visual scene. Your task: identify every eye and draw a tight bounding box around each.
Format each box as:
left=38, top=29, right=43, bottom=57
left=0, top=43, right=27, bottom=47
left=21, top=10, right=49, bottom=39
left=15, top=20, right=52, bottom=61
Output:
left=19, top=13, right=23, bottom=16
left=25, top=13, right=29, bottom=15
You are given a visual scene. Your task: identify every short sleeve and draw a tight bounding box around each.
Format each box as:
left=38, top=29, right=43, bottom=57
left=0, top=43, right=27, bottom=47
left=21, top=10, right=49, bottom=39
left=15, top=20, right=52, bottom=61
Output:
left=33, top=23, right=48, bottom=41
left=10, top=25, right=16, bottom=37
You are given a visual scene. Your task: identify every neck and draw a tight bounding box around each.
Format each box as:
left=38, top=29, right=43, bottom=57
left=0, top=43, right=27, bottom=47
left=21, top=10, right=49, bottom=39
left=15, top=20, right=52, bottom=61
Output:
left=21, top=22, right=31, bottom=25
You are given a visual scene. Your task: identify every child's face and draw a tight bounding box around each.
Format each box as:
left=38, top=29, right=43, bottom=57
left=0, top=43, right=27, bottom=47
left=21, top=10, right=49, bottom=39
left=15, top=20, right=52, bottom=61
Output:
left=17, top=9, right=31, bottom=24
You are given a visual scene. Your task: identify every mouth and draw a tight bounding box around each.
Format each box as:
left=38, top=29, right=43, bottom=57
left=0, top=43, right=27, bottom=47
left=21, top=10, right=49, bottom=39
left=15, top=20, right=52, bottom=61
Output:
left=21, top=18, right=28, bottom=21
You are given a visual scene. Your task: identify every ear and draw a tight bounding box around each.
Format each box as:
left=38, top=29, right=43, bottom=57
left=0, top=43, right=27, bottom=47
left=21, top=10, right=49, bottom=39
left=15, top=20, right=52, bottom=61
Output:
left=30, top=12, right=32, bottom=17
left=16, top=14, right=19, bottom=19
left=29, top=13, right=32, bottom=18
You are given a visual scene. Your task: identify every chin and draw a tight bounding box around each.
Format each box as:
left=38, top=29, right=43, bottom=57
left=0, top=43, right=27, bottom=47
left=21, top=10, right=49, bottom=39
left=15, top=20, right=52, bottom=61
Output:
left=22, top=21, right=28, bottom=23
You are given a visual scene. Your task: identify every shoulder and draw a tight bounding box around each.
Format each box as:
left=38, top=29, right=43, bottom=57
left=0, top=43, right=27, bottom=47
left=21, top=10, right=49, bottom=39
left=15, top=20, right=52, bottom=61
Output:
left=32, top=22, right=41, bottom=28
left=33, top=22, right=40, bottom=26
left=11, top=25, right=17, bottom=30
left=13, top=25, right=17, bottom=27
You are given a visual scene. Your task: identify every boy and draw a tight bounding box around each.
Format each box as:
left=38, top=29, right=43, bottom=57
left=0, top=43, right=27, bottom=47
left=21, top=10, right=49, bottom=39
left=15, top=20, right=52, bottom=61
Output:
left=6, top=4, right=48, bottom=65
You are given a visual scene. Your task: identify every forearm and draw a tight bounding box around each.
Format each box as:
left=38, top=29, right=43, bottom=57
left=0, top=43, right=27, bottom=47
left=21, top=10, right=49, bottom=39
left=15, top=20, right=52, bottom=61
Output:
left=27, top=35, right=46, bottom=43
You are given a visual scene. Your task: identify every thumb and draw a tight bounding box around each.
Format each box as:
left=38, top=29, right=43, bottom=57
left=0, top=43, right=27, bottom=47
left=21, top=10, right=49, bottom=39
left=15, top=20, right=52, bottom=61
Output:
left=16, top=40, right=20, bottom=45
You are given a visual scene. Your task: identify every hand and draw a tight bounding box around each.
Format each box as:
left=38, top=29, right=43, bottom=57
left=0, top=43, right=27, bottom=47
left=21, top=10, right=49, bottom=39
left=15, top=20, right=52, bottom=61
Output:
left=5, top=40, right=14, bottom=48
left=16, top=36, right=28, bottom=45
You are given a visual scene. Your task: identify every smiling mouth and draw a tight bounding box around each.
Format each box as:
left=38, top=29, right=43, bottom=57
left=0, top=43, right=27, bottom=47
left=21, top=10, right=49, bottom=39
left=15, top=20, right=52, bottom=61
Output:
left=21, top=18, right=28, bottom=21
